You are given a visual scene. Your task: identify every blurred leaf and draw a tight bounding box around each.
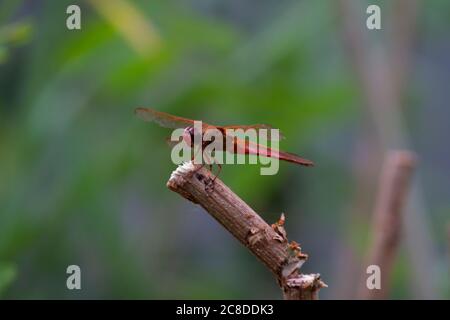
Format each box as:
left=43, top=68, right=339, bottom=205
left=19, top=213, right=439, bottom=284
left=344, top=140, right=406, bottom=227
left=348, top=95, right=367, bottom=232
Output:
left=0, top=20, right=32, bottom=45
left=0, top=20, right=32, bottom=64
left=0, top=262, right=17, bottom=297
left=89, top=0, right=161, bottom=56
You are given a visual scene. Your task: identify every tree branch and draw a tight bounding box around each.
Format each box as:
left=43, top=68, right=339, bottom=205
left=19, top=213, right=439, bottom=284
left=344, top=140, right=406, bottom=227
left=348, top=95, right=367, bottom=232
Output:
left=167, top=161, right=326, bottom=300
left=358, top=150, right=416, bottom=299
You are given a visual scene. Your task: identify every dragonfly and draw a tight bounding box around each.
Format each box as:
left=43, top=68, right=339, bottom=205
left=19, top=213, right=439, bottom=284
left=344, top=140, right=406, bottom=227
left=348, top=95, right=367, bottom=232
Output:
left=135, top=107, right=313, bottom=182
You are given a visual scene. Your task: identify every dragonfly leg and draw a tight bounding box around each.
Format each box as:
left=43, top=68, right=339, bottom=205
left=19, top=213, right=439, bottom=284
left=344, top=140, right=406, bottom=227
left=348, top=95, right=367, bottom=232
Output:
left=202, top=154, right=217, bottom=193
left=211, top=164, right=222, bottom=183
left=202, top=153, right=214, bottom=174
left=190, top=146, right=206, bottom=174
left=205, top=163, right=223, bottom=193
left=191, top=145, right=203, bottom=163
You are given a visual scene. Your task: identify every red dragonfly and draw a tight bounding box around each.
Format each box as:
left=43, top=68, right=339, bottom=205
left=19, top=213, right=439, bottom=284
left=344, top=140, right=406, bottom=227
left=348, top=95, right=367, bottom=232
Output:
left=135, top=107, right=314, bottom=174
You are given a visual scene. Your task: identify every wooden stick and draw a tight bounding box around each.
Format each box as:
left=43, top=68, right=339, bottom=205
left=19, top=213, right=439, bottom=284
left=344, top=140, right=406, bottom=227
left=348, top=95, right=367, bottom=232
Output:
left=167, top=162, right=326, bottom=300
left=358, top=150, right=416, bottom=299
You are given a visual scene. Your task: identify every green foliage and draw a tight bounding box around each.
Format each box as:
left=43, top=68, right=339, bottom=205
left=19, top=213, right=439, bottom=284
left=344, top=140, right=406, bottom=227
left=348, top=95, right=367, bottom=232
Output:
left=0, top=262, right=16, bottom=297
left=0, top=0, right=448, bottom=299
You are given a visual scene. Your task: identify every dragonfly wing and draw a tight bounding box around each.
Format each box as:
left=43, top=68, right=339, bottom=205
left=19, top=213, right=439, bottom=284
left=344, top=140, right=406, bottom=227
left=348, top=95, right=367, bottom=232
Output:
left=222, top=124, right=285, bottom=141
left=135, top=107, right=196, bottom=129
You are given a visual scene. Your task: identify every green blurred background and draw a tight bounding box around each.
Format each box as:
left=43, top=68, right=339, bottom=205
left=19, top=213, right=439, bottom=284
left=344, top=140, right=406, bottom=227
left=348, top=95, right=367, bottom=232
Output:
left=0, top=0, right=449, bottom=299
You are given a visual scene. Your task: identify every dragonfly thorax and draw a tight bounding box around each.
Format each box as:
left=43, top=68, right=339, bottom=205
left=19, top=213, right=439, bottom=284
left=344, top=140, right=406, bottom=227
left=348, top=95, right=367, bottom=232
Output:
left=183, top=126, right=203, bottom=147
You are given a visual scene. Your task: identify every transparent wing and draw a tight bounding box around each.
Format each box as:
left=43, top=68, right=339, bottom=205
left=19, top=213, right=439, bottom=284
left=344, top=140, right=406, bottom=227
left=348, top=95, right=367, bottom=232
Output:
left=135, top=107, right=196, bottom=129
left=222, top=124, right=285, bottom=141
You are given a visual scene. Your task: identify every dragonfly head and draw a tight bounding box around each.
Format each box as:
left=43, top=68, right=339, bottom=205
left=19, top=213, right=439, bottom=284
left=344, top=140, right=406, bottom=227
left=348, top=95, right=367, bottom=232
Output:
left=183, top=126, right=197, bottom=147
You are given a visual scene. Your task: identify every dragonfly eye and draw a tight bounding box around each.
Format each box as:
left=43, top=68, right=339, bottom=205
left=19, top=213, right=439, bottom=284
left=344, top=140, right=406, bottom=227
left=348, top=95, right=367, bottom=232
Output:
left=185, top=126, right=194, bottom=137
left=183, top=126, right=203, bottom=147
left=183, top=126, right=195, bottom=146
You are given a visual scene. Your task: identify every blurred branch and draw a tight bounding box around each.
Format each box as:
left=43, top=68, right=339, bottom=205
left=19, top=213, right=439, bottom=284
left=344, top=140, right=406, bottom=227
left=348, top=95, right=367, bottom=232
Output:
left=167, top=162, right=326, bottom=300
left=338, top=0, right=438, bottom=298
left=388, top=0, right=419, bottom=99
left=358, top=150, right=416, bottom=299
